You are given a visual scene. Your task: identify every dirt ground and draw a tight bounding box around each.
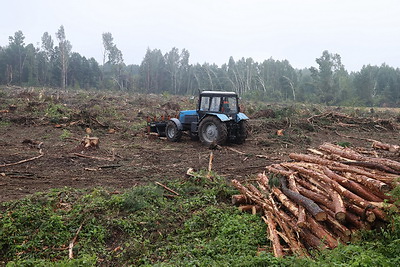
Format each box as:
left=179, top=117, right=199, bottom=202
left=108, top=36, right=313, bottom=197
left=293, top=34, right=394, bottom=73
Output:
left=1, top=88, right=400, bottom=202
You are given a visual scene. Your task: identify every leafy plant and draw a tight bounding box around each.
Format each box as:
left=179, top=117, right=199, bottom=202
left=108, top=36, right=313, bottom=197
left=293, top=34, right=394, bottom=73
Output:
left=1, top=174, right=399, bottom=266
left=336, top=141, right=352, bottom=148
left=0, top=121, right=11, bottom=127
left=45, top=103, right=71, bottom=123
left=60, top=129, right=72, bottom=139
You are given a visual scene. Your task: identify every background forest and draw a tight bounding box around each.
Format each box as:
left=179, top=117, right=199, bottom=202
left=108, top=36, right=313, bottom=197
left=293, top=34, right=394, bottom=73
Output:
left=1, top=27, right=400, bottom=107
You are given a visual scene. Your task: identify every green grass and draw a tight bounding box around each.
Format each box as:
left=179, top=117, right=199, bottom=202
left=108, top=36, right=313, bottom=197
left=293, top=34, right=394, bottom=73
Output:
left=0, top=121, right=11, bottom=127
left=1, top=172, right=399, bottom=266
left=44, top=103, right=72, bottom=123
left=60, top=129, right=72, bottom=140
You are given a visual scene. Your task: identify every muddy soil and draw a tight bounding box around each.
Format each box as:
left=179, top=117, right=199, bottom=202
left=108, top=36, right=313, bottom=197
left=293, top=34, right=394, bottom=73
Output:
left=1, top=88, right=399, bottom=202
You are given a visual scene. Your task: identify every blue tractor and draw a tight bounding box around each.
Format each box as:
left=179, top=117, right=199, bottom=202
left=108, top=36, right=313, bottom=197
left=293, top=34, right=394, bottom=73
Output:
left=148, top=91, right=249, bottom=146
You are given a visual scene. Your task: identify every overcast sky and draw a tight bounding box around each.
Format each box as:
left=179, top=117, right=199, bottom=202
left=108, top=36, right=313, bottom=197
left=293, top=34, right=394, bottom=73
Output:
left=1, top=0, right=399, bottom=71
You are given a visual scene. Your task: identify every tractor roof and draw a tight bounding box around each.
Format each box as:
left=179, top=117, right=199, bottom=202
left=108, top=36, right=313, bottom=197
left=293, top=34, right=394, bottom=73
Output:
left=200, top=91, right=237, bottom=96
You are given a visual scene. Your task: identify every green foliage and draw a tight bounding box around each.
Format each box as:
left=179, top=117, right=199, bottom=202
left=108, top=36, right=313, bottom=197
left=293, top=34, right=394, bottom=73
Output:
left=336, top=141, right=352, bottom=148
left=0, top=121, right=11, bottom=127
left=45, top=103, right=70, bottom=123
left=6, top=254, right=97, bottom=267
left=389, top=180, right=400, bottom=206
left=130, top=120, right=147, bottom=133
left=1, top=176, right=400, bottom=266
left=3, top=29, right=400, bottom=106
left=60, top=129, right=72, bottom=139
left=118, top=186, right=165, bottom=213
left=0, top=188, right=108, bottom=263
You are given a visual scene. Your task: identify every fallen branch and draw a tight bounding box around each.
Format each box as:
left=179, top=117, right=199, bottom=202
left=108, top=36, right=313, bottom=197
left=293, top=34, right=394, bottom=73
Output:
left=155, top=181, right=180, bottom=196
left=71, top=153, right=114, bottom=161
left=207, top=151, right=214, bottom=180
left=186, top=167, right=196, bottom=177
left=69, top=222, right=84, bottom=259
left=208, top=151, right=214, bottom=172
left=98, top=164, right=122, bottom=169
left=226, top=147, right=246, bottom=155
left=0, top=144, right=44, bottom=168
left=262, top=213, right=284, bottom=257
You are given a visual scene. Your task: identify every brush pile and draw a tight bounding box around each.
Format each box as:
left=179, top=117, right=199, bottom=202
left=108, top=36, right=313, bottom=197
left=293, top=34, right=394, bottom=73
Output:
left=232, top=142, right=399, bottom=257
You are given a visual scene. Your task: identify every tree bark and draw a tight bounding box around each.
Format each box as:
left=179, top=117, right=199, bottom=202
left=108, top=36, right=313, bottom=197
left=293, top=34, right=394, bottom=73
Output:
left=345, top=202, right=376, bottom=223
left=289, top=152, right=391, bottom=183
left=263, top=213, right=284, bottom=257
left=330, top=190, right=346, bottom=222
left=320, top=142, right=400, bottom=172
left=342, top=172, right=390, bottom=193
left=267, top=194, right=307, bottom=256
left=280, top=177, right=326, bottom=221
left=287, top=174, right=307, bottom=228
left=322, top=167, right=386, bottom=221
left=297, top=184, right=335, bottom=210
left=341, top=161, right=400, bottom=175
left=231, top=194, right=252, bottom=206
left=323, top=168, right=383, bottom=201
left=284, top=164, right=386, bottom=221
left=294, top=175, right=331, bottom=199
left=306, top=216, right=338, bottom=249
left=371, top=140, right=400, bottom=153
left=300, top=228, right=329, bottom=250
left=321, top=208, right=352, bottom=237
left=264, top=177, right=337, bottom=248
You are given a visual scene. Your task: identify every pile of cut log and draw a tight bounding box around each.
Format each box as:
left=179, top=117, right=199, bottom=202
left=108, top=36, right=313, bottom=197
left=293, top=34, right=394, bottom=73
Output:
left=232, top=142, right=399, bottom=257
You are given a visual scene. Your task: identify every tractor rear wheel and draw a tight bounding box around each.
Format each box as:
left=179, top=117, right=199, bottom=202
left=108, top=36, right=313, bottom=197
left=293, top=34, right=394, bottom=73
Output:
left=166, top=120, right=182, bottom=142
left=198, top=116, right=228, bottom=146
left=235, top=120, right=248, bottom=144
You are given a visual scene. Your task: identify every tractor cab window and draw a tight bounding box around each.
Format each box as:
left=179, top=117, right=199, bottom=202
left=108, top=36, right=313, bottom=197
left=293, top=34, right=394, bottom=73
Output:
left=200, top=96, right=210, bottom=110
left=210, top=97, right=221, bottom=112
left=222, top=97, right=238, bottom=113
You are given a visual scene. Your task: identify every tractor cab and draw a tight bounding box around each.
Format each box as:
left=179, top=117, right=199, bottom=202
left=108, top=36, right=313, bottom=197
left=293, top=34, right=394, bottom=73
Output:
left=198, top=91, right=239, bottom=118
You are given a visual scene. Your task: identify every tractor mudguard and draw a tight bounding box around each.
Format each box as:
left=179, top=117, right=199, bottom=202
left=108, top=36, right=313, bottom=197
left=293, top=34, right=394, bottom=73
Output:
left=202, top=113, right=231, bottom=122
left=236, top=112, right=249, bottom=122
left=170, top=118, right=183, bottom=131
left=170, top=118, right=183, bottom=130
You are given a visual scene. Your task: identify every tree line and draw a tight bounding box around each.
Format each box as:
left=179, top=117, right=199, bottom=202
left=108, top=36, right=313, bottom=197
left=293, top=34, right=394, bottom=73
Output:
left=1, top=27, right=400, bottom=107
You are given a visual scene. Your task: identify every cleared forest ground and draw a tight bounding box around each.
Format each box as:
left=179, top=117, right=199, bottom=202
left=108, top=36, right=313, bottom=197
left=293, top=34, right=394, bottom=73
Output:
left=0, top=87, right=400, bottom=202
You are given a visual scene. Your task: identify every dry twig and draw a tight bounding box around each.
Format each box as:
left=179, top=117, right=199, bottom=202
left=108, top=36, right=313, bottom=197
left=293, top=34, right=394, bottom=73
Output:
left=155, top=181, right=180, bottom=196
left=69, top=222, right=84, bottom=259
left=71, top=153, right=114, bottom=161
left=0, top=143, right=44, bottom=168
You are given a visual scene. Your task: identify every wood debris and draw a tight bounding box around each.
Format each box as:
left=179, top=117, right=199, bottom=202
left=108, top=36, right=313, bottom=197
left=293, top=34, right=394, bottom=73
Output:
left=0, top=142, right=44, bottom=168
left=69, top=221, right=84, bottom=259
left=232, top=142, right=399, bottom=257
left=155, top=181, right=180, bottom=196
left=82, top=136, right=99, bottom=148
left=72, top=153, right=114, bottom=162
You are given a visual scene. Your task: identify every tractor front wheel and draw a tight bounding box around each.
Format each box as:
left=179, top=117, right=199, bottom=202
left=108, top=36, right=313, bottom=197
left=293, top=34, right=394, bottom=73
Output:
left=166, top=120, right=182, bottom=142
left=198, top=116, right=228, bottom=146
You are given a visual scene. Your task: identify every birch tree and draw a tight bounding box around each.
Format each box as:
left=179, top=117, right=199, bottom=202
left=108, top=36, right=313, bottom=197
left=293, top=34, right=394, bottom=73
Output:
left=56, top=25, right=71, bottom=89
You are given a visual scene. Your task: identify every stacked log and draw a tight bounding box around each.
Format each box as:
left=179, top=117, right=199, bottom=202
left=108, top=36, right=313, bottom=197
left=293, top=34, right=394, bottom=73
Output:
left=232, top=142, right=399, bottom=257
